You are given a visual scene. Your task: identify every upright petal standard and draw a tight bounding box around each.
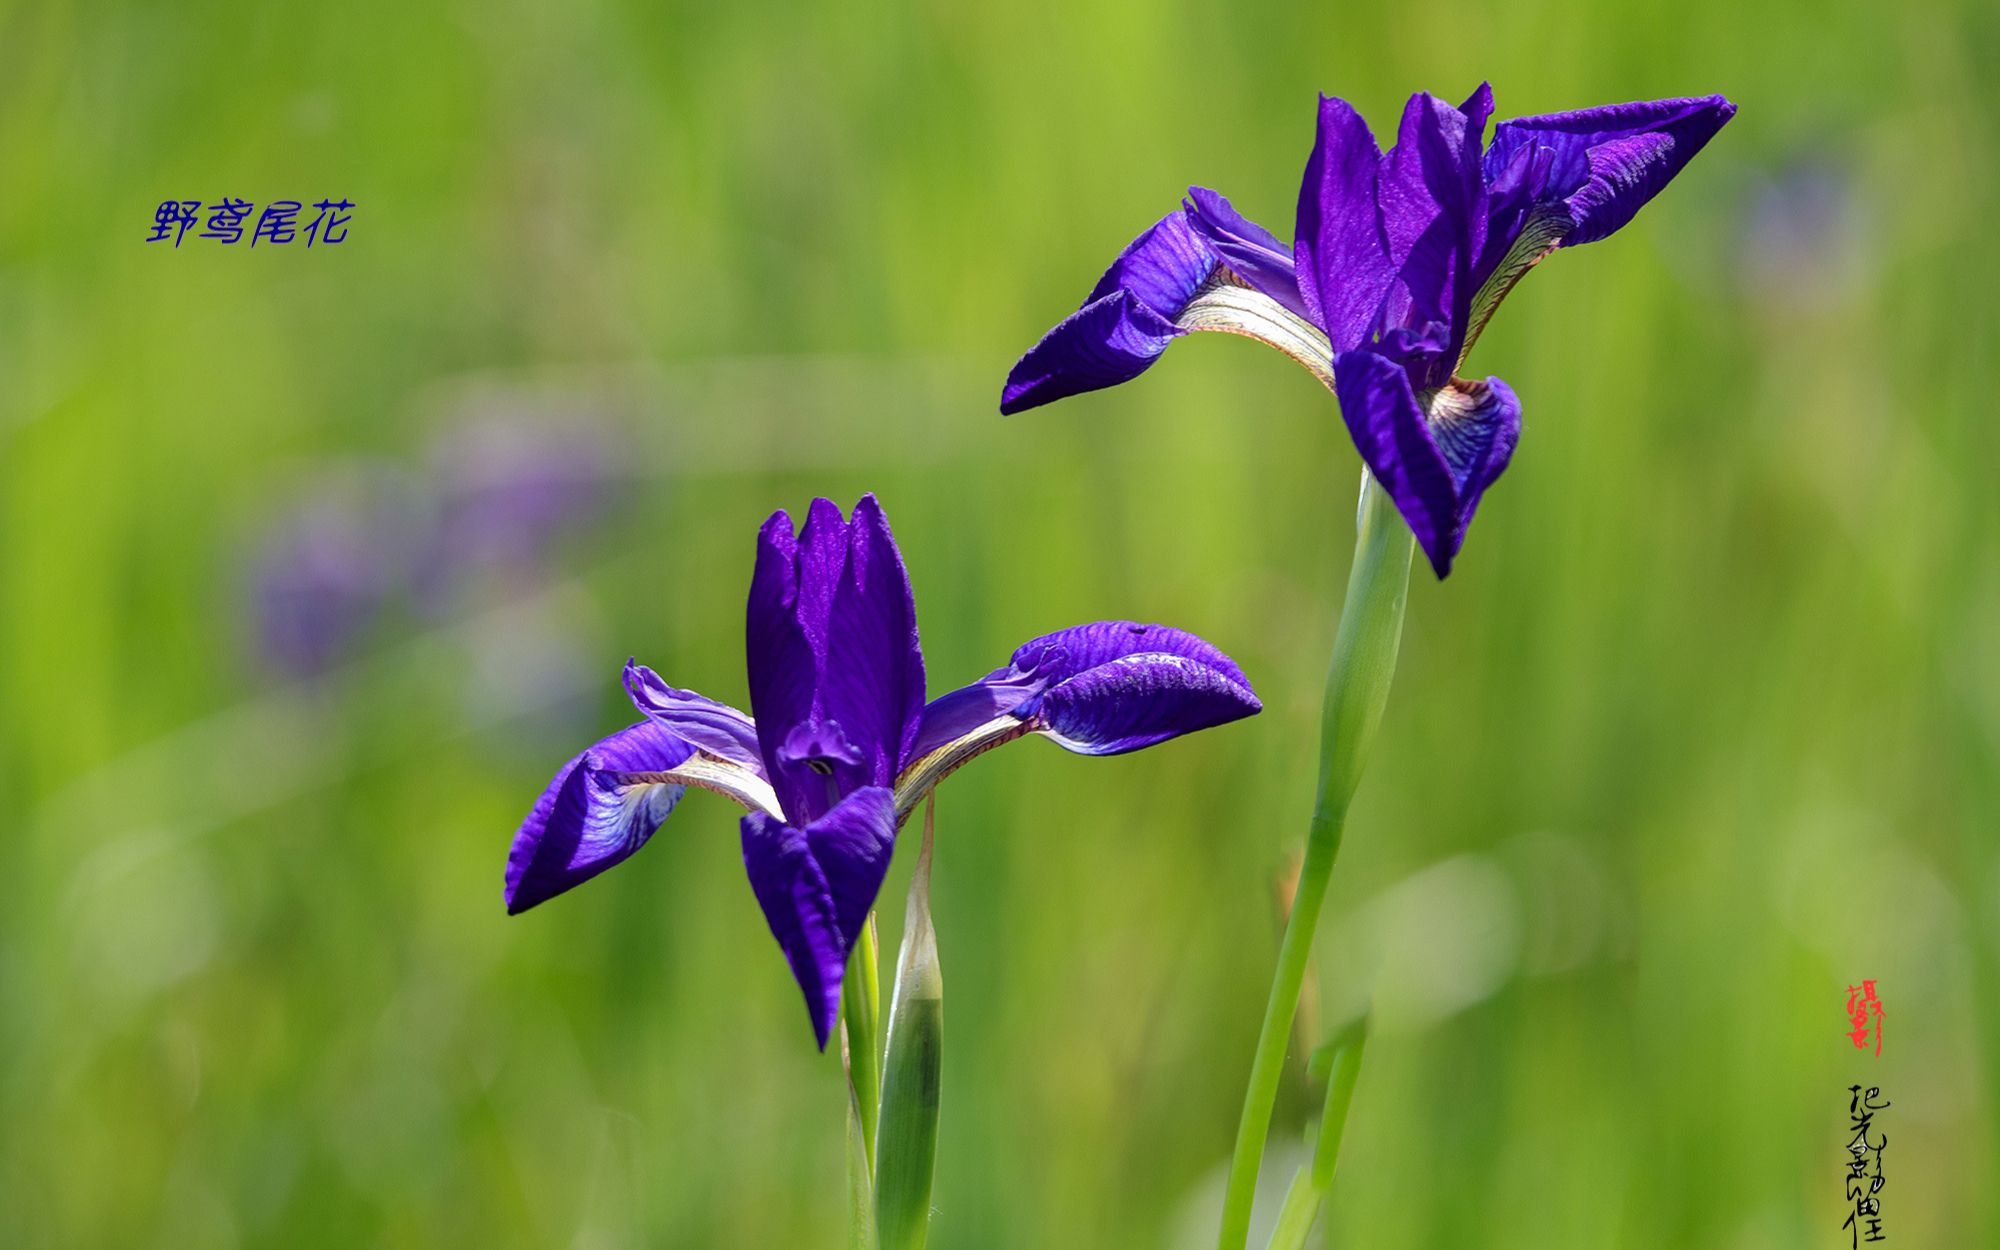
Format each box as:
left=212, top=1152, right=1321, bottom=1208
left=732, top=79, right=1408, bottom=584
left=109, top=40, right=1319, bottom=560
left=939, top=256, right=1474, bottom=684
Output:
left=1003, top=85, right=1734, bottom=576
left=505, top=494, right=1261, bottom=1048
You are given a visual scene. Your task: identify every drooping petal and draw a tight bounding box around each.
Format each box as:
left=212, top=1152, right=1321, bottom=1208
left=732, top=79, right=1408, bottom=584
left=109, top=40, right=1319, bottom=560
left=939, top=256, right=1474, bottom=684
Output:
left=505, top=721, right=695, bottom=914
left=1293, top=94, right=1389, bottom=352
left=819, top=494, right=926, bottom=788
left=1182, top=187, right=1309, bottom=320
left=623, top=659, right=764, bottom=773
left=1334, top=350, right=1521, bottom=578
left=1000, top=212, right=1218, bottom=415
left=1334, top=351, right=1458, bottom=570
left=1036, top=648, right=1262, bottom=755
left=999, top=293, right=1185, bottom=415
left=1008, top=619, right=1254, bottom=691
left=802, top=787, right=899, bottom=952
left=1485, top=95, right=1736, bottom=247
left=740, top=786, right=897, bottom=1049
left=1427, top=375, right=1522, bottom=538
left=740, top=815, right=842, bottom=1047
left=900, top=620, right=1259, bottom=800
left=1011, top=621, right=1259, bottom=754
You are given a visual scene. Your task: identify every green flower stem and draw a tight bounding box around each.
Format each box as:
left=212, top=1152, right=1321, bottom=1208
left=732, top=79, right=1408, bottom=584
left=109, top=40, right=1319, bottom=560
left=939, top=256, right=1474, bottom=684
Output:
left=1217, top=476, right=1412, bottom=1250
left=874, top=797, right=943, bottom=1250
left=844, top=915, right=883, bottom=1168
left=842, top=916, right=883, bottom=1250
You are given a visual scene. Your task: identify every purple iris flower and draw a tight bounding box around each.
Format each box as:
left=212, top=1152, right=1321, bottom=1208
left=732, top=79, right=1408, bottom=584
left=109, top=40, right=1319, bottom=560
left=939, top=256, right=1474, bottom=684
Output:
left=504, top=494, right=1260, bottom=1048
left=1003, top=86, right=1735, bottom=577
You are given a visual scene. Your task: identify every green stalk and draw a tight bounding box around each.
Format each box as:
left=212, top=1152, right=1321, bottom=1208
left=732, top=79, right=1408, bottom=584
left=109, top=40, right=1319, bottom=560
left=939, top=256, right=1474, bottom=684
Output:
left=1262, top=1024, right=1369, bottom=1250
left=842, top=914, right=883, bottom=1250
left=844, top=915, right=883, bottom=1167
left=1217, top=476, right=1412, bottom=1250
left=874, top=797, right=943, bottom=1250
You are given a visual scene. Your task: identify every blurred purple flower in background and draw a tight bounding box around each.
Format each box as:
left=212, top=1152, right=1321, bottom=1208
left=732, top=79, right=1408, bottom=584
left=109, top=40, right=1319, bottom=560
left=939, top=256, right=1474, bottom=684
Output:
left=1737, top=153, right=1871, bottom=313
left=243, top=397, right=631, bottom=682
left=416, top=406, right=629, bottom=606
left=248, top=467, right=420, bottom=678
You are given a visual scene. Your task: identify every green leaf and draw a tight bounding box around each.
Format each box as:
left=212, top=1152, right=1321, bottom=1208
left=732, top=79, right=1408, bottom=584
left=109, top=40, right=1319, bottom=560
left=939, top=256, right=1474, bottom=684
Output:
left=874, top=797, right=943, bottom=1250
left=843, top=917, right=882, bottom=1168
left=1261, top=1020, right=1369, bottom=1250
left=1310, top=1026, right=1366, bottom=1193
left=1263, top=1166, right=1319, bottom=1250
left=846, top=1081, right=879, bottom=1250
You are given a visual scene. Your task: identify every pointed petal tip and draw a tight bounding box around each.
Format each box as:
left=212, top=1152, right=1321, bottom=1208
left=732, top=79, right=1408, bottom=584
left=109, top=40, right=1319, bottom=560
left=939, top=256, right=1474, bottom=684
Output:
left=804, top=495, right=850, bottom=532
left=1458, top=82, right=1496, bottom=133
left=1182, top=184, right=1221, bottom=213
left=810, top=986, right=838, bottom=1051
left=503, top=880, right=534, bottom=916
left=999, top=360, right=1067, bottom=413
left=1315, top=91, right=1358, bottom=119
left=1657, top=92, right=1736, bottom=120
left=757, top=506, right=799, bottom=550
left=997, top=290, right=1185, bottom=415
left=998, top=363, right=1038, bottom=413
left=847, top=491, right=890, bottom=535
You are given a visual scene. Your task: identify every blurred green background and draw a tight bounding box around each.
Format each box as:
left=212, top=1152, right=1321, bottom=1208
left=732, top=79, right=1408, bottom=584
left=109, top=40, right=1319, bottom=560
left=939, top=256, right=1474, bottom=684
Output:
left=3, top=1, right=1996, bottom=1246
